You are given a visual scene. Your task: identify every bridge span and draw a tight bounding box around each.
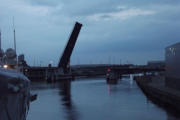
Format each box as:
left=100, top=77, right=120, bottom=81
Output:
left=22, top=64, right=164, bottom=82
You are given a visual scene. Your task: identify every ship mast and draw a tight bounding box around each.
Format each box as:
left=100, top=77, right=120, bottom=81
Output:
left=13, top=17, right=16, bottom=53
left=0, top=29, right=1, bottom=50
left=13, top=17, right=18, bottom=66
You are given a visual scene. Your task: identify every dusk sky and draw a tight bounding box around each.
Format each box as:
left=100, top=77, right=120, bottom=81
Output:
left=0, top=0, right=180, bottom=66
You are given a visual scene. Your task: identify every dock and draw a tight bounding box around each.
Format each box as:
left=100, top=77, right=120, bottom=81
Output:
left=135, top=75, right=180, bottom=112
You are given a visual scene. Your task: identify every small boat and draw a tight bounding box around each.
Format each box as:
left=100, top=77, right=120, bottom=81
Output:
left=106, top=68, right=118, bottom=84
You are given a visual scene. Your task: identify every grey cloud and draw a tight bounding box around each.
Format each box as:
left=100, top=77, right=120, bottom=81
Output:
left=26, top=0, right=62, bottom=7
left=25, top=0, right=180, bottom=19
left=99, top=15, right=112, bottom=19
left=1, top=0, right=180, bottom=65
left=52, top=0, right=180, bottom=16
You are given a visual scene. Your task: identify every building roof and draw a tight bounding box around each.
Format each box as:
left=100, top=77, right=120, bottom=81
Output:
left=166, top=42, right=180, bottom=49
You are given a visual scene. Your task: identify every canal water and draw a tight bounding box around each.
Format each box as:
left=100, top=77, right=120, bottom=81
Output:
left=27, top=77, right=179, bottom=120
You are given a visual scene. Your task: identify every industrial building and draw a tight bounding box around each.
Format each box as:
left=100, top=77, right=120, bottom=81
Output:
left=165, top=42, right=180, bottom=90
left=147, top=60, right=165, bottom=68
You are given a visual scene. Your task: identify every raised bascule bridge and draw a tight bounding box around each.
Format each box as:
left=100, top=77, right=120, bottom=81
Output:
left=23, top=22, right=82, bottom=82
left=22, top=22, right=164, bottom=82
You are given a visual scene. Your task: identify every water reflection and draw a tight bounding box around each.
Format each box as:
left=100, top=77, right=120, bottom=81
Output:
left=59, top=80, right=71, bottom=107
left=27, top=77, right=180, bottom=120
left=58, top=80, right=78, bottom=120
left=167, top=112, right=180, bottom=120
left=145, top=94, right=180, bottom=120
left=106, top=84, right=119, bottom=95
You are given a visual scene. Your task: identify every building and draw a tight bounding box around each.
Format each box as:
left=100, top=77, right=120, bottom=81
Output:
left=147, top=61, right=165, bottom=68
left=165, top=42, right=180, bottom=90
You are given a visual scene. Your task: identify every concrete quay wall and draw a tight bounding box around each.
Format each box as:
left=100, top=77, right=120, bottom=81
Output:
left=135, top=76, right=180, bottom=112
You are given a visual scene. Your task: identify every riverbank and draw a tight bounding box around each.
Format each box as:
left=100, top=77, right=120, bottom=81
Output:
left=135, top=75, right=180, bottom=113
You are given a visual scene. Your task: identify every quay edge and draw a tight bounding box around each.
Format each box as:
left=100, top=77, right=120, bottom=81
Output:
left=135, top=75, right=180, bottom=113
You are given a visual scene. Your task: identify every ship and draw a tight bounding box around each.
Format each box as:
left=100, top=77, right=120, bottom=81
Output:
left=0, top=27, right=36, bottom=120
left=0, top=21, right=82, bottom=120
left=0, top=68, right=36, bottom=120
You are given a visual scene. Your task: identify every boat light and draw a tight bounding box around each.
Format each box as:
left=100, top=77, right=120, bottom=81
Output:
left=3, top=65, right=8, bottom=69
left=107, top=68, right=111, bottom=72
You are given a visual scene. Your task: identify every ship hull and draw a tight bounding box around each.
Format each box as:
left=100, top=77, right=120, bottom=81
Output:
left=0, top=68, right=30, bottom=120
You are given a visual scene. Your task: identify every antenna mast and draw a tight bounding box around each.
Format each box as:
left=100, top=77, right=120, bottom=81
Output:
left=13, top=17, right=16, bottom=53
left=13, top=17, right=18, bottom=66
left=0, top=29, right=1, bottom=50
